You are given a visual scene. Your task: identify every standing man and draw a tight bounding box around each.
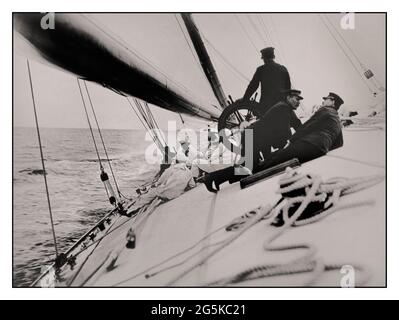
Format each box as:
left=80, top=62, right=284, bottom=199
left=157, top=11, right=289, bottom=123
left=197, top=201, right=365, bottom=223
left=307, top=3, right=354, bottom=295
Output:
left=243, top=47, right=291, bottom=115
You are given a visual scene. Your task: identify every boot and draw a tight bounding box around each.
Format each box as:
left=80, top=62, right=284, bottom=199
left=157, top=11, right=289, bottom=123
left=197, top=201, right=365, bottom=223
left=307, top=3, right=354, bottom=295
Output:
left=204, top=166, right=250, bottom=193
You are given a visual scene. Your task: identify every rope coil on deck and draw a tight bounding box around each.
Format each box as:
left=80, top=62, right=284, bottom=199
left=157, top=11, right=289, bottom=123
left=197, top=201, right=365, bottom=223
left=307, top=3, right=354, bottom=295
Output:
left=163, top=167, right=382, bottom=286
left=205, top=168, right=382, bottom=286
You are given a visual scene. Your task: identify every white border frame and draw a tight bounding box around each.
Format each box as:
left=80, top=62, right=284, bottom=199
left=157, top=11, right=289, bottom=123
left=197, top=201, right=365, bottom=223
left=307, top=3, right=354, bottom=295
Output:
left=3, top=0, right=397, bottom=300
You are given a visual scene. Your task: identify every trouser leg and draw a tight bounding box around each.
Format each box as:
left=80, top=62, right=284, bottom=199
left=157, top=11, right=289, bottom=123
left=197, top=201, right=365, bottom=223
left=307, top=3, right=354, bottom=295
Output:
left=255, top=140, right=324, bottom=173
left=241, top=120, right=272, bottom=168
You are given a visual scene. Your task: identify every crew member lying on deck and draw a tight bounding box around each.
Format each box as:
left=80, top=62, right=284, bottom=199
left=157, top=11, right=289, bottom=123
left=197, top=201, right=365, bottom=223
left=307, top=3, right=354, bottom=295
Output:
left=203, top=92, right=344, bottom=192
left=176, top=135, right=203, bottom=164
left=256, top=92, right=344, bottom=172
left=175, top=135, right=204, bottom=179
left=177, top=130, right=240, bottom=180
left=128, top=163, right=196, bottom=215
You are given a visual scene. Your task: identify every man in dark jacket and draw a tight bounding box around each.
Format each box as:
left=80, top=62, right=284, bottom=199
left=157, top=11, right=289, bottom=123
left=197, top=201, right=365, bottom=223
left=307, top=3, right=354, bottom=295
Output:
left=256, top=92, right=344, bottom=172
left=243, top=47, right=291, bottom=115
left=203, top=92, right=344, bottom=193
left=248, top=89, right=303, bottom=170
left=204, top=89, right=302, bottom=192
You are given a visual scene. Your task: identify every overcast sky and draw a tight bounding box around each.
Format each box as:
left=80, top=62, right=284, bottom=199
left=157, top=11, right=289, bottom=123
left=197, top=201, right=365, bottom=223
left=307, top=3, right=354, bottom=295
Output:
left=13, top=13, right=386, bottom=129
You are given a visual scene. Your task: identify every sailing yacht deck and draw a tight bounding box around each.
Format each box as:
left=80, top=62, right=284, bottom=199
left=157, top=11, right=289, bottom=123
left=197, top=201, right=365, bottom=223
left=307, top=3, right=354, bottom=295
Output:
left=48, top=127, right=385, bottom=287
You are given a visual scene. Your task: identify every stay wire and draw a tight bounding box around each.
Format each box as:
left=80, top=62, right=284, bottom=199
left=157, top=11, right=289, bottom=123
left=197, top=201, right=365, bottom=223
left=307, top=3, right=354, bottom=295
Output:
left=178, top=112, right=186, bottom=126
left=83, top=14, right=203, bottom=103
left=247, top=14, right=268, bottom=46
left=77, top=78, right=104, bottom=171
left=269, top=16, right=290, bottom=66
left=135, top=99, right=164, bottom=150
left=174, top=14, right=204, bottom=77
left=234, top=14, right=259, bottom=53
left=257, top=15, right=272, bottom=45
left=77, top=79, right=120, bottom=201
left=144, top=101, right=167, bottom=147
left=27, top=60, right=59, bottom=259
left=324, top=15, right=383, bottom=91
left=126, top=97, right=164, bottom=152
left=257, top=15, right=287, bottom=68
left=202, top=36, right=250, bottom=82
left=318, top=15, right=375, bottom=94
left=83, top=81, right=122, bottom=197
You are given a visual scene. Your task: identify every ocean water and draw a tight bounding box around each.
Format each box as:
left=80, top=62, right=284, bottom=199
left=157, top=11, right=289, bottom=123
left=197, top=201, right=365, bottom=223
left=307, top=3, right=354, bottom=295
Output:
left=13, top=127, right=159, bottom=287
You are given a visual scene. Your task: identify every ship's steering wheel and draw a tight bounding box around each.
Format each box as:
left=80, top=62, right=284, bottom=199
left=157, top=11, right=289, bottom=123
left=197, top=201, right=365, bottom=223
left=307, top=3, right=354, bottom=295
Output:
left=217, top=99, right=263, bottom=155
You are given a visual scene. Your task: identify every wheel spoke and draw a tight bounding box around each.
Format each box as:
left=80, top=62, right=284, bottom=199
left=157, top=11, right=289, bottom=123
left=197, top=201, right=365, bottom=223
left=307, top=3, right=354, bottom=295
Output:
left=245, top=110, right=253, bottom=121
left=226, top=115, right=240, bottom=128
left=234, top=111, right=244, bottom=123
left=218, top=100, right=262, bottom=155
left=225, top=120, right=239, bottom=129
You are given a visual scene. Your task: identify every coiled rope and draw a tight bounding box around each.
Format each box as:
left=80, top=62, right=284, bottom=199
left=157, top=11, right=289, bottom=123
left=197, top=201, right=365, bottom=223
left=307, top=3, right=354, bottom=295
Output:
left=168, top=168, right=382, bottom=286
left=206, top=168, right=382, bottom=286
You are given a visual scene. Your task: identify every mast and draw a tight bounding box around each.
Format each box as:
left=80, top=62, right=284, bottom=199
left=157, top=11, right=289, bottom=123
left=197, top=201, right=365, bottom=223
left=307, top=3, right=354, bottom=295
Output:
left=181, top=13, right=229, bottom=109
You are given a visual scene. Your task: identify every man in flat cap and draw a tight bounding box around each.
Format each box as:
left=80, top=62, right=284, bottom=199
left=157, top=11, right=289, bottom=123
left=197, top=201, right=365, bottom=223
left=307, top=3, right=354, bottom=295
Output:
left=247, top=88, right=303, bottom=170
left=243, top=47, right=291, bottom=115
left=256, top=92, right=344, bottom=172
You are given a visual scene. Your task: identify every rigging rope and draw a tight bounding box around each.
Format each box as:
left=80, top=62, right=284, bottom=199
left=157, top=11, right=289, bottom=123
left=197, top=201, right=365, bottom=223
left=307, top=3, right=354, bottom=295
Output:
left=112, top=169, right=382, bottom=286
left=324, top=15, right=384, bottom=92
left=178, top=112, right=185, bottom=126
left=174, top=14, right=204, bottom=75
left=257, top=15, right=273, bottom=46
left=261, top=16, right=275, bottom=47
left=126, top=98, right=152, bottom=139
left=83, top=14, right=205, bottom=103
left=83, top=81, right=123, bottom=198
left=66, top=210, right=121, bottom=286
left=199, top=192, right=218, bottom=279
left=68, top=199, right=162, bottom=286
left=144, top=101, right=167, bottom=146
left=128, top=168, right=382, bottom=286
left=207, top=170, right=381, bottom=286
left=113, top=226, right=226, bottom=286
left=256, top=14, right=299, bottom=90
left=202, top=36, right=250, bottom=83
left=318, top=15, right=376, bottom=95
left=326, top=153, right=384, bottom=169
left=246, top=14, right=269, bottom=47
left=65, top=204, right=140, bottom=269
left=27, top=60, right=59, bottom=260
left=233, top=14, right=304, bottom=110
left=126, top=97, right=166, bottom=154
left=234, top=14, right=259, bottom=54
left=269, top=15, right=290, bottom=66
left=135, top=99, right=167, bottom=148
left=244, top=14, right=305, bottom=108
left=77, top=79, right=104, bottom=171
left=259, top=15, right=287, bottom=67
left=77, top=78, right=127, bottom=205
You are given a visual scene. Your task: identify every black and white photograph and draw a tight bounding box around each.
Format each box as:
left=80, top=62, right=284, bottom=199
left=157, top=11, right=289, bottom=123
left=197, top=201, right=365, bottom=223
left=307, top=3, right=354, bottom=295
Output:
left=12, top=12, right=386, bottom=288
